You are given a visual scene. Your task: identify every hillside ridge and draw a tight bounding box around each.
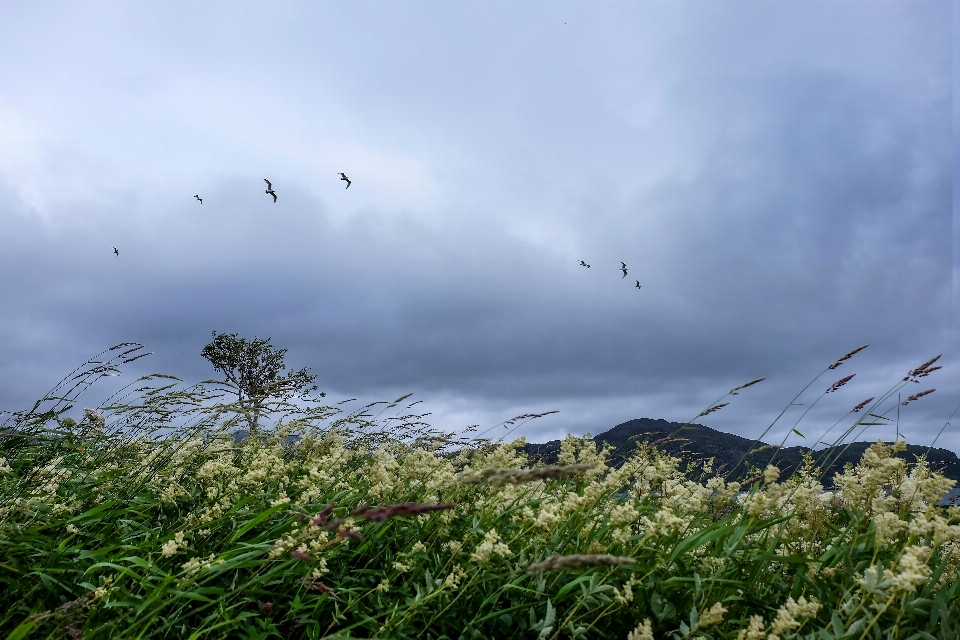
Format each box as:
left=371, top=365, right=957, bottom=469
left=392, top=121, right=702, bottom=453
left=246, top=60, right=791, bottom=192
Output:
left=520, top=417, right=960, bottom=488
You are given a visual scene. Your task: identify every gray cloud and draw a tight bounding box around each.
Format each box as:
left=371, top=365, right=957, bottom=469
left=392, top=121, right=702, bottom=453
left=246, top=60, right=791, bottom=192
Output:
left=2, top=1, right=956, bottom=455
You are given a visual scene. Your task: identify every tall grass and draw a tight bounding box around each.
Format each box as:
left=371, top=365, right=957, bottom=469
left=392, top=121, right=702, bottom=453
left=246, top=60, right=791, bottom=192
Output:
left=0, top=344, right=958, bottom=639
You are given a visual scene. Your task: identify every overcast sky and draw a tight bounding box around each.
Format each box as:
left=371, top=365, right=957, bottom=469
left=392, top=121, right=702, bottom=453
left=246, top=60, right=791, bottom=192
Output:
left=3, top=2, right=958, bottom=454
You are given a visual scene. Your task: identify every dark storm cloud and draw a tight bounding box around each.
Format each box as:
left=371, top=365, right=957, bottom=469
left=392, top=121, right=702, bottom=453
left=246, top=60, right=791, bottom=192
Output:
left=1, top=1, right=956, bottom=454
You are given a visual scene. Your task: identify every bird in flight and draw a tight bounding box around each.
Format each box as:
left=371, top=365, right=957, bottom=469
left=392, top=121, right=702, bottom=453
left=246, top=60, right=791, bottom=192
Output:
left=264, top=179, right=277, bottom=202
left=579, top=260, right=590, bottom=268
left=339, top=173, right=351, bottom=189
left=194, top=195, right=202, bottom=204
left=620, top=262, right=628, bottom=278
left=113, top=247, right=119, bottom=256
left=635, top=280, right=641, bottom=289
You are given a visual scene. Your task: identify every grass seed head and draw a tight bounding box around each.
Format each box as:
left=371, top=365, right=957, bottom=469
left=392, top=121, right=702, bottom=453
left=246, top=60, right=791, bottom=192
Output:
left=305, top=580, right=341, bottom=600
left=829, top=344, right=869, bottom=369
left=697, top=403, right=729, bottom=418
left=525, top=553, right=635, bottom=574
left=359, top=502, right=455, bottom=522
left=311, top=503, right=337, bottom=527
left=458, top=463, right=598, bottom=486
left=902, top=389, right=935, bottom=405
left=908, top=355, right=942, bottom=378
left=730, top=378, right=765, bottom=395
left=826, top=374, right=855, bottom=393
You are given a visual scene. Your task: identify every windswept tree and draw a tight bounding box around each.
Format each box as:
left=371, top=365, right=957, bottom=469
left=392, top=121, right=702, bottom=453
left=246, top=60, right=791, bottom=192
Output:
left=200, top=331, right=319, bottom=434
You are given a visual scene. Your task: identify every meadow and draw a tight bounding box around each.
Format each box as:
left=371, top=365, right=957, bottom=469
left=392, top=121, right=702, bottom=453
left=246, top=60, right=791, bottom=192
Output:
left=0, top=343, right=958, bottom=639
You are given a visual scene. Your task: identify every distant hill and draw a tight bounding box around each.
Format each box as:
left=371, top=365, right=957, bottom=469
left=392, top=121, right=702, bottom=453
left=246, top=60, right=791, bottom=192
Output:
left=520, top=417, right=960, bottom=489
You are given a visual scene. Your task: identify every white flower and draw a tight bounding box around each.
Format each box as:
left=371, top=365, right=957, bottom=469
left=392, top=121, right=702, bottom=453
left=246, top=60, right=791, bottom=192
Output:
left=763, top=464, right=780, bottom=484
left=735, top=615, right=766, bottom=640
left=443, top=539, right=464, bottom=554
left=443, top=564, right=467, bottom=590
left=83, top=408, right=105, bottom=426
left=66, top=524, right=79, bottom=534
left=873, top=511, right=907, bottom=546
left=626, top=619, right=653, bottom=640
left=890, top=545, right=931, bottom=592
left=769, top=596, right=821, bottom=636
left=161, top=532, right=187, bottom=558
left=612, top=579, right=635, bottom=605
left=699, top=602, right=727, bottom=628
left=469, top=529, right=513, bottom=563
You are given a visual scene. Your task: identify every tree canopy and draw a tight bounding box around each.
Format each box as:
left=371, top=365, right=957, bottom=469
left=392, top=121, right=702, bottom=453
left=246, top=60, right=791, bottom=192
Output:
left=200, top=331, right=319, bottom=434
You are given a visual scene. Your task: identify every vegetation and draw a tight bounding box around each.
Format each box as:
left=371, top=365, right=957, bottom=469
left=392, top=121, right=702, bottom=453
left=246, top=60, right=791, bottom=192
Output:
left=200, top=332, right=320, bottom=435
left=522, top=421, right=960, bottom=490
left=0, top=340, right=958, bottom=639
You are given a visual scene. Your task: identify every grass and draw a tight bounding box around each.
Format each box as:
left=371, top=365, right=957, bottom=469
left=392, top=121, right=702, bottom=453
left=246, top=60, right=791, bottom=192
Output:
left=0, top=343, right=958, bottom=639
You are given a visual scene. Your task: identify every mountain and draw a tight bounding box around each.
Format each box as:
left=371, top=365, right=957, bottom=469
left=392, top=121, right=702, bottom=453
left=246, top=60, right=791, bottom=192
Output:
left=520, top=417, right=960, bottom=490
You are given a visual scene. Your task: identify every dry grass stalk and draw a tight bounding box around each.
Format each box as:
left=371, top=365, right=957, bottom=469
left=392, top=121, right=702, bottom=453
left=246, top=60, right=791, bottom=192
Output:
left=311, top=503, right=337, bottom=527
left=305, top=581, right=341, bottom=600
left=502, top=411, right=560, bottom=426
left=458, top=463, right=599, bottom=486
left=352, top=502, right=455, bottom=522
left=904, top=355, right=943, bottom=382
left=730, top=378, right=765, bottom=395
left=750, top=445, right=781, bottom=454
left=828, top=344, right=869, bottom=369
left=525, top=554, right=636, bottom=574
left=902, top=389, right=935, bottom=405
left=906, top=355, right=942, bottom=379
left=825, top=375, right=855, bottom=394
left=851, top=397, right=874, bottom=413
left=697, top=403, right=729, bottom=418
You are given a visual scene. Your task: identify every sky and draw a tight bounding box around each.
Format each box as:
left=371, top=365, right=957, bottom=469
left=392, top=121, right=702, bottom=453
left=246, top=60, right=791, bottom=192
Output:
left=2, top=2, right=958, bottom=454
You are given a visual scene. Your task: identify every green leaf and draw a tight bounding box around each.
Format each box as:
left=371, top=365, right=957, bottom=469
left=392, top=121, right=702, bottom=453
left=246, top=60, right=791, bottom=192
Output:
left=555, top=574, right=595, bottom=602
left=3, top=618, right=41, bottom=640
left=792, top=428, right=805, bottom=438
left=668, top=522, right=737, bottom=563
left=227, top=501, right=290, bottom=544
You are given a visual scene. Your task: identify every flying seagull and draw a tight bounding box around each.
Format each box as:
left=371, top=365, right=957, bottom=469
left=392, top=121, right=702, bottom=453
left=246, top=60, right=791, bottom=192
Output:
left=620, top=262, right=628, bottom=278
left=635, top=280, right=641, bottom=289
left=194, top=194, right=202, bottom=204
left=579, top=260, right=590, bottom=268
left=113, top=247, right=119, bottom=256
left=264, top=179, right=277, bottom=202
left=339, top=173, right=351, bottom=189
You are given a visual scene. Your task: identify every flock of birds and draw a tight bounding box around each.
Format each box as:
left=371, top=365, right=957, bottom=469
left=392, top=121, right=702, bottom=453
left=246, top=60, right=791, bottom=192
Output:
left=580, top=260, right=641, bottom=290
left=111, top=173, right=353, bottom=256
left=111, top=172, right=641, bottom=291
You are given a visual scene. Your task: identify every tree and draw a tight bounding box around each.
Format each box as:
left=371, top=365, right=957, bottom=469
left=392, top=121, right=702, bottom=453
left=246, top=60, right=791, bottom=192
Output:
left=200, top=331, right=319, bottom=435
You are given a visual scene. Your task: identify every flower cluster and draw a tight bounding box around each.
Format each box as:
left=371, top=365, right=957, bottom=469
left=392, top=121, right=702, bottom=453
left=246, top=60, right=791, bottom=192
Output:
left=160, top=532, right=188, bottom=558
left=469, top=529, right=513, bottom=564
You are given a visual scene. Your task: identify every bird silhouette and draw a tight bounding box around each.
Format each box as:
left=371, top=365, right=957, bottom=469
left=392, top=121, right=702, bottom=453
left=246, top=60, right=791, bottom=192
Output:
left=579, top=260, right=590, bottom=268
left=635, top=280, right=641, bottom=289
left=264, top=179, right=277, bottom=202
left=339, top=173, right=351, bottom=189
left=194, top=194, right=202, bottom=204
left=620, top=262, right=628, bottom=278
left=113, top=247, right=119, bottom=256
